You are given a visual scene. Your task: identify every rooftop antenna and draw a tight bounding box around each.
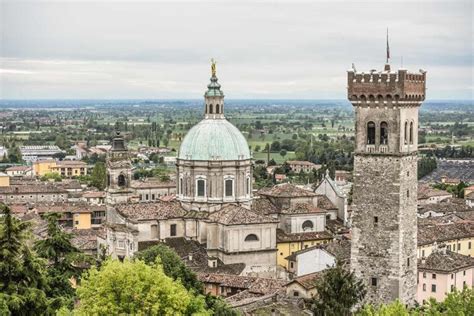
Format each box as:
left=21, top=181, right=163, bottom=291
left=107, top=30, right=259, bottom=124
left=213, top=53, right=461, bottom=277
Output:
left=386, top=28, right=390, bottom=64
left=351, top=63, right=357, bottom=72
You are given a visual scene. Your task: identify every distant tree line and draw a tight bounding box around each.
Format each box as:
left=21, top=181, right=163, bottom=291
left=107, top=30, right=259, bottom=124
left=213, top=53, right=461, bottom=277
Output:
left=417, top=156, right=437, bottom=180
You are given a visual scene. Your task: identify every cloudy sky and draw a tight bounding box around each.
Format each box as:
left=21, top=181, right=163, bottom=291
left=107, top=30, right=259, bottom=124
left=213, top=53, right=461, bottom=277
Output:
left=0, top=0, right=472, bottom=99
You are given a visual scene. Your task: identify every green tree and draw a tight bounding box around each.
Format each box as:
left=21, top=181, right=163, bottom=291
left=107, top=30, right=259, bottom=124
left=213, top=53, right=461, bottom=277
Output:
left=7, top=145, right=22, bottom=163
left=0, top=204, right=50, bottom=315
left=90, top=161, right=107, bottom=190
left=357, top=300, right=409, bottom=316
left=75, top=259, right=209, bottom=315
left=421, top=287, right=474, bottom=315
left=280, top=149, right=287, bottom=158
left=34, top=213, right=89, bottom=310
left=310, top=262, right=366, bottom=316
left=135, top=244, right=203, bottom=293
left=41, top=172, right=62, bottom=182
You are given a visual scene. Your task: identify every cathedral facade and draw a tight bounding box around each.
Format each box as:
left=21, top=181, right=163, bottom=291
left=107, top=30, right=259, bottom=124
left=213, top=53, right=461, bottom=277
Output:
left=105, top=63, right=278, bottom=277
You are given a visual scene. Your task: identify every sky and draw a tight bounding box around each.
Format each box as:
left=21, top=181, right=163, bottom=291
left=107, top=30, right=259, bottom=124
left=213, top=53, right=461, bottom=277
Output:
left=0, top=0, right=472, bottom=100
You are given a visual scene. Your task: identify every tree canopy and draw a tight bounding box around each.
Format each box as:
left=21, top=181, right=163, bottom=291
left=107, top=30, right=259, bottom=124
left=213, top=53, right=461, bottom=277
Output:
left=135, top=244, right=203, bottom=293
left=75, top=259, right=209, bottom=315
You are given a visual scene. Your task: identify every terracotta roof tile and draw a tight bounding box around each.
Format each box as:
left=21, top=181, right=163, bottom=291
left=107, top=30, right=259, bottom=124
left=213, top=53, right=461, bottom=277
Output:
left=116, top=201, right=186, bottom=221
left=258, top=183, right=317, bottom=198
left=208, top=204, right=279, bottom=225
left=418, top=222, right=474, bottom=246
left=418, top=249, right=474, bottom=273
left=276, top=229, right=333, bottom=243
left=287, top=271, right=324, bottom=290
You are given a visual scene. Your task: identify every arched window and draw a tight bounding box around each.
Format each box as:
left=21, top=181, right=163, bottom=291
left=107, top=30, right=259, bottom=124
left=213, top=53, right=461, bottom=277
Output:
left=215, top=104, right=220, bottom=114
left=404, top=121, right=409, bottom=144
left=302, top=220, right=314, bottom=231
left=246, top=177, right=251, bottom=195
left=179, top=178, right=183, bottom=195
left=245, top=234, right=259, bottom=242
left=209, top=104, right=213, bottom=114
left=409, top=122, right=414, bottom=144
left=380, top=122, right=388, bottom=145
left=225, top=179, right=233, bottom=197
left=197, top=179, right=205, bottom=197
left=118, top=174, right=126, bottom=187
left=367, top=121, right=376, bottom=145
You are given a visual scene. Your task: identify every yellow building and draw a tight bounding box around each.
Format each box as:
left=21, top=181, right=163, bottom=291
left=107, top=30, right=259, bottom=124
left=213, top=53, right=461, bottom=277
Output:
left=34, top=203, right=106, bottom=230
left=33, top=160, right=57, bottom=176
left=74, top=212, right=92, bottom=229
left=276, top=229, right=333, bottom=269
left=418, top=221, right=474, bottom=258
left=34, top=160, right=88, bottom=178
left=0, top=173, right=10, bottom=187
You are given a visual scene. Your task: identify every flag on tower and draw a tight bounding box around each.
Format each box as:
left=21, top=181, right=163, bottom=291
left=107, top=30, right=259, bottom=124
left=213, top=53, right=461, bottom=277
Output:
left=386, top=28, right=390, bottom=63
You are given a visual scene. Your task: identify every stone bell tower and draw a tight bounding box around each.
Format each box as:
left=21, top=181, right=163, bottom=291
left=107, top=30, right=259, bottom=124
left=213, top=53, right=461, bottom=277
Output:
left=106, top=131, right=133, bottom=205
left=348, top=60, right=426, bottom=305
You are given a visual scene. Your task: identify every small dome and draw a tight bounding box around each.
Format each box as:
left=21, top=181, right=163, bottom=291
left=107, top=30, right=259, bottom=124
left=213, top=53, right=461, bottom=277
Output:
left=179, top=119, right=250, bottom=161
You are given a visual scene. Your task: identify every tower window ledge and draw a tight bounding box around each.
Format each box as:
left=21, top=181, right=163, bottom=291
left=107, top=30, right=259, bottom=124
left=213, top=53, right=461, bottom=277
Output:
left=379, top=145, right=389, bottom=153
left=366, top=145, right=376, bottom=153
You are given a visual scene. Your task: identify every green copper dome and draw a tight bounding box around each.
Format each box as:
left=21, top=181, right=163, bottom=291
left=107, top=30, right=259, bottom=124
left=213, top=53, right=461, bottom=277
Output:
left=178, top=119, right=251, bottom=161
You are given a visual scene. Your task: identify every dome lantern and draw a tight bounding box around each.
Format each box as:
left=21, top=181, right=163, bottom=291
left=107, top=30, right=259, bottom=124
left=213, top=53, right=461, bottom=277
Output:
left=204, top=59, right=225, bottom=119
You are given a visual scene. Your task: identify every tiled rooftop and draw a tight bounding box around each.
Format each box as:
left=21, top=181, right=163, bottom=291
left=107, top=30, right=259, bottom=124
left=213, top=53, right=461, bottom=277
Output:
left=116, top=201, right=187, bottom=221
left=287, top=271, right=324, bottom=290
left=418, top=222, right=474, bottom=246
left=418, top=184, right=451, bottom=199
left=418, top=249, right=474, bottom=273
left=276, top=229, right=333, bottom=243
left=131, top=178, right=176, bottom=189
left=208, top=204, right=279, bottom=225
left=258, top=183, right=317, bottom=198
left=0, top=184, right=68, bottom=194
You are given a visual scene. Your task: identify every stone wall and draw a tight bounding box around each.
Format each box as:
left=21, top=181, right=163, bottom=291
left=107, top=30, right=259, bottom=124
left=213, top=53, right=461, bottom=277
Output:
left=350, top=154, right=417, bottom=305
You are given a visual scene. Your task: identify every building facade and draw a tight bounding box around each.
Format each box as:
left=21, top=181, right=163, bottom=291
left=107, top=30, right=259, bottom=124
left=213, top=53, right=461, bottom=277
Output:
left=348, top=62, right=426, bottom=305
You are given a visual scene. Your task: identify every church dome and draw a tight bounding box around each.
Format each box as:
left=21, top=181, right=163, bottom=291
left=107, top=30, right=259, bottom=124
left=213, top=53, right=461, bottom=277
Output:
left=178, top=119, right=250, bottom=161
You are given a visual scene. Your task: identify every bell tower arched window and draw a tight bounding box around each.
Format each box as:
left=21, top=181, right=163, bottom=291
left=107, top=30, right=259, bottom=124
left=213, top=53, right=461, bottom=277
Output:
left=118, top=174, right=126, bottom=187
left=367, top=121, right=376, bottom=145
left=409, top=122, right=414, bottom=144
left=209, top=104, right=213, bottom=114
left=215, top=104, right=220, bottom=114
left=380, top=122, right=388, bottom=145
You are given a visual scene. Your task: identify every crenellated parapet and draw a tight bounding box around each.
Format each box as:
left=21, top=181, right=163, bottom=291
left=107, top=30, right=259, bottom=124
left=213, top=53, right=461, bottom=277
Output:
left=348, top=65, right=426, bottom=107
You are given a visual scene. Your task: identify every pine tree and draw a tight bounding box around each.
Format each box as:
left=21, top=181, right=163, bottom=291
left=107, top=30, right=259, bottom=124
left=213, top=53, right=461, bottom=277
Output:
left=310, top=262, right=366, bottom=316
left=0, top=203, right=50, bottom=314
left=34, top=213, right=91, bottom=310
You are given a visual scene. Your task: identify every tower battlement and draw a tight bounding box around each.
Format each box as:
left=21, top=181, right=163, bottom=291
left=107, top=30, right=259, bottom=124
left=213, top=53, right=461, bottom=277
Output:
left=348, top=67, right=426, bottom=106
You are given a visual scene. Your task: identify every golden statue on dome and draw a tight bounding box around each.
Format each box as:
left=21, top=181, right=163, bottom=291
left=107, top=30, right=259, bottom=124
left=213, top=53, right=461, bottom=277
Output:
left=211, top=58, right=217, bottom=76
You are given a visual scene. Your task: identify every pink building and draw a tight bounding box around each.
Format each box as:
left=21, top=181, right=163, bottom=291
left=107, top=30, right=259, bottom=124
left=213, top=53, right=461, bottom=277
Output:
left=417, top=246, right=474, bottom=304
